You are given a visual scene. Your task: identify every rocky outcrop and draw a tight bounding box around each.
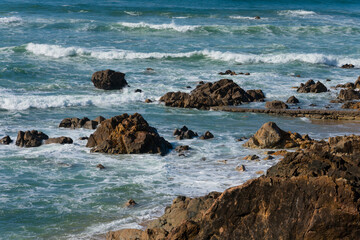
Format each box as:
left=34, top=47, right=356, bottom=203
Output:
left=199, top=131, right=214, bottom=140
left=338, top=89, right=360, bottom=101
left=0, top=136, right=12, bottom=145
left=16, top=130, right=49, bottom=147
left=265, top=100, right=288, bottom=109
left=286, top=96, right=299, bottom=104
left=246, top=89, right=265, bottom=102
left=59, top=116, right=105, bottom=129
left=45, top=137, right=73, bottom=145
left=86, top=113, right=172, bottom=155
left=173, top=126, right=198, bottom=140
left=297, top=80, right=327, bottom=93
left=160, top=79, right=264, bottom=110
left=341, top=101, right=360, bottom=109
left=91, top=69, right=128, bottom=90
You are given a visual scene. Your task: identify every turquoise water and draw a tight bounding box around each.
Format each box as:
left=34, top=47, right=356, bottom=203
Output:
left=1, top=1, right=360, bottom=239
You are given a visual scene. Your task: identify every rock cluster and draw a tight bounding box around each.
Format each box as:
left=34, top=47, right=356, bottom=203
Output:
left=218, top=70, right=251, bottom=76
left=286, top=96, right=299, bottom=104
left=199, top=131, right=214, bottom=140
left=16, top=130, right=49, bottom=147
left=297, top=79, right=327, bottom=93
left=338, top=89, right=360, bottom=101
left=342, top=101, right=360, bottom=109
left=341, top=63, right=355, bottom=69
left=173, top=126, right=198, bottom=140
left=265, top=100, right=288, bottom=109
left=91, top=69, right=128, bottom=90
left=160, top=79, right=265, bottom=110
left=86, top=113, right=172, bottom=155
left=59, top=116, right=105, bottom=129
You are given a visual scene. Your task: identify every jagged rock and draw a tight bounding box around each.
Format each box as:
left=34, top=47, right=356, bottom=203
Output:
left=265, top=100, right=288, bottom=109
left=286, top=96, right=299, bottom=104
left=341, top=64, right=355, bottom=69
left=297, top=80, right=327, bottom=93
left=91, top=69, right=128, bottom=90
left=246, top=89, right=265, bottom=102
left=0, top=136, right=12, bottom=145
left=94, top=116, right=106, bottom=124
left=338, top=89, right=360, bottom=101
left=86, top=113, right=172, bottom=155
left=160, top=79, right=263, bottom=110
left=59, top=117, right=102, bottom=129
left=96, top=164, right=105, bottom=169
left=199, top=131, right=214, bottom=140
left=107, top=229, right=146, bottom=240
left=242, top=155, right=259, bottom=160
left=83, top=120, right=98, bottom=129
left=336, top=82, right=354, bottom=89
left=175, top=145, right=190, bottom=152
left=341, top=101, right=360, bottom=109
left=16, top=130, right=49, bottom=147
left=173, top=126, right=198, bottom=140
left=45, top=136, right=73, bottom=144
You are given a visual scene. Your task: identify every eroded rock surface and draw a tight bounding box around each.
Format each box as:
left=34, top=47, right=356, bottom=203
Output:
left=297, top=80, right=327, bottom=93
left=16, top=130, right=49, bottom=147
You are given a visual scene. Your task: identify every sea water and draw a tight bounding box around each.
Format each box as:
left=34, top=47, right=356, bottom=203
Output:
left=1, top=0, right=360, bottom=239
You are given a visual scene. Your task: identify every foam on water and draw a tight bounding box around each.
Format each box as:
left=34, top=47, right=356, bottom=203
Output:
left=124, top=11, right=142, bottom=16
left=278, top=10, right=317, bottom=16
left=117, top=21, right=200, bottom=32
left=0, top=16, right=22, bottom=24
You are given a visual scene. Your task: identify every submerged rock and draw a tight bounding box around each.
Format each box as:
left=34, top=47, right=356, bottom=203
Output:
left=86, top=113, right=172, bottom=155
left=265, top=100, right=288, bottom=109
left=286, top=96, right=299, bottom=104
left=91, top=69, right=128, bottom=90
left=16, top=130, right=49, bottom=147
left=45, top=137, right=73, bottom=145
left=341, top=63, right=355, bottom=69
left=297, top=79, right=327, bottom=93
left=0, top=135, right=12, bottom=145
left=160, top=79, right=264, bottom=110
left=199, top=131, right=214, bottom=140
left=173, top=126, right=198, bottom=140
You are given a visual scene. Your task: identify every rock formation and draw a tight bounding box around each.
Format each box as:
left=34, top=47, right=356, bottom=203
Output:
left=91, top=69, right=128, bottom=90
left=0, top=136, right=12, bottom=145
left=45, top=136, right=73, bottom=144
left=86, top=113, right=172, bottom=155
left=286, top=96, right=299, bottom=104
left=59, top=116, right=105, bottom=129
left=173, top=126, right=198, bottom=140
left=297, top=79, right=327, bottom=93
left=265, top=100, right=288, bottom=109
left=16, top=130, right=49, bottom=147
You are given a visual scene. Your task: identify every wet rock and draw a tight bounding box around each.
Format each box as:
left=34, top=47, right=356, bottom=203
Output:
left=86, top=113, right=172, bottom=155
left=144, top=98, right=153, bottom=103
left=91, top=69, right=128, bottom=90
left=106, top=229, right=146, bottom=240
left=336, top=82, right=354, bottom=89
left=246, top=89, right=265, bottom=102
left=199, top=131, right=214, bottom=140
left=236, top=164, right=246, bottom=171
left=338, top=89, right=360, bottom=101
left=135, top=89, right=142, bottom=93
left=96, top=164, right=105, bottom=169
left=341, top=101, right=360, bottom=109
left=0, top=136, right=12, bottom=145
left=79, top=136, right=89, bottom=140
left=45, top=136, right=73, bottom=144
left=94, top=116, right=106, bottom=124
left=173, top=126, right=198, bottom=140
left=242, top=155, right=259, bottom=160
left=160, top=79, right=262, bottom=110
left=236, top=136, right=248, bottom=141
left=59, top=117, right=89, bottom=129
left=175, top=145, right=190, bottom=152
left=125, top=199, right=137, bottom=207
left=265, top=100, right=288, bottom=109
left=146, top=68, right=154, bottom=71
left=286, top=96, right=299, bottom=104
left=186, top=86, right=191, bottom=89
left=218, top=70, right=237, bottom=75
left=244, top=72, right=250, bottom=75
left=16, top=130, right=49, bottom=147
left=297, top=79, right=327, bottom=93
left=254, top=16, right=261, bottom=19
left=341, top=63, right=355, bottom=69
left=83, top=120, right=98, bottom=130
left=263, top=155, right=274, bottom=160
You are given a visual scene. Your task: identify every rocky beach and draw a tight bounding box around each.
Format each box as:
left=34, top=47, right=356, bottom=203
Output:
left=1, top=0, right=360, bottom=239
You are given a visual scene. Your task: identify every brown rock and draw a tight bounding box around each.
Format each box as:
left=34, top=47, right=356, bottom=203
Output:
left=246, top=89, right=265, bottom=102
left=91, top=69, right=128, bottom=90
left=263, top=155, right=274, bottom=160
left=83, top=120, right=98, bottom=129
left=45, top=136, right=73, bottom=144
left=145, top=98, right=153, bottom=103
left=265, top=100, right=288, bottom=109
left=218, top=70, right=237, bottom=75
left=94, top=116, right=106, bottom=124
left=338, top=89, right=360, bottom=101
left=16, top=130, right=49, bottom=147
left=341, top=63, right=355, bottom=69
left=125, top=199, right=137, bottom=207
left=174, top=126, right=198, bottom=140
left=106, top=229, right=146, bottom=240
left=242, top=155, right=259, bottom=160
left=199, top=131, right=214, bottom=140
left=86, top=113, right=172, bottom=155
left=0, top=136, right=12, bottom=145
left=254, top=16, right=260, bottom=19
left=96, top=164, right=105, bottom=169
left=236, top=165, right=246, bottom=171
left=79, top=136, right=88, bottom=140
left=59, top=117, right=90, bottom=129
left=341, top=101, right=360, bottom=109
left=286, top=96, right=299, bottom=104
left=297, top=79, right=327, bottom=93
left=175, top=145, right=190, bottom=152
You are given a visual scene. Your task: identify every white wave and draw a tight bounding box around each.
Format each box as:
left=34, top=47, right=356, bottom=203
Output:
left=229, top=16, right=258, bottom=20
left=117, top=21, right=200, bottom=32
left=278, top=10, right=316, bottom=16
left=124, top=11, right=142, bottom=16
left=172, top=16, right=189, bottom=19
left=0, top=16, right=22, bottom=24
left=26, top=43, right=87, bottom=58
left=0, top=89, right=144, bottom=111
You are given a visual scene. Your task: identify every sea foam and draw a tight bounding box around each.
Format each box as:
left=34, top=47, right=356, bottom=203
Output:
left=0, top=16, right=22, bottom=24
left=278, top=10, right=316, bottom=16
left=117, top=21, right=200, bottom=32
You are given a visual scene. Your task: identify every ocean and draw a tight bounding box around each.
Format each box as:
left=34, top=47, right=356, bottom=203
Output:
left=1, top=0, right=360, bottom=239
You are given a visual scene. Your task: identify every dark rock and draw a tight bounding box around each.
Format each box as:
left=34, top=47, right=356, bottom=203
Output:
left=244, top=72, right=250, bottom=75
left=16, top=130, right=49, bottom=147
left=186, top=86, right=191, bottom=89
left=175, top=145, right=190, bottom=152
left=355, top=76, right=360, bottom=89
left=254, top=16, right=260, bottom=19
left=265, top=100, right=288, bottom=109
left=338, top=89, right=360, bottom=101
left=242, top=154, right=259, bottom=160
left=86, top=113, right=172, bottom=155
left=198, top=81, right=205, bottom=85
left=236, top=165, right=246, bottom=171
left=125, top=199, right=137, bottom=207
left=45, top=136, right=73, bottom=145
left=297, top=80, right=327, bottom=93
left=83, top=120, right=98, bottom=130
left=341, top=64, right=355, bottom=69
left=199, top=131, right=214, bottom=140
left=326, top=79, right=331, bottom=81
left=91, top=69, right=128, bottom=90
left=160, top=79, right=260, bottom=110
left=341, top=101, right=360, bottom=109
left=173, top=126, right=198, bottom=140
left=246, top=89, right=265, bottom=102
left=218, top=70, right=237, bottom=75
left=336, top=82, right=354, bottom=89
left=96, top=164, right=105, bottom=169
left=286, top=96, right=299, bottom=104
left=146, top=68, right=154, bottom=71
left=0, top=136, right=12, bottom=145
left=94, top=116, right=106, bottom=124
left=79, top=136, right=89, bottom=140
left=145, top=98, right=153, bottom=103
left=135, top=89, right=142, bottom=93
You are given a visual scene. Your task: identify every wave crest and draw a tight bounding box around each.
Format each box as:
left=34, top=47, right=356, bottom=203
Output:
left=117, top=21, right=200, bottom=32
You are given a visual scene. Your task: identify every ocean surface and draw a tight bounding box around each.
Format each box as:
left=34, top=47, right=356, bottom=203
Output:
left=1, top=0, right=360, bottom=239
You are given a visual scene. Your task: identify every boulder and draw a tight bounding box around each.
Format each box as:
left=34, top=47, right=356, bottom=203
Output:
left=16, top=130, right=49, bottom=147
left=83, top=120, right=98, bottom=130
left=86, top=113, right=172, bottom=155
left=265, top=100, right=288, bottom=109
left=96, top=164, right=105, bottom=169
left=246, top=89, right=265, bottom=102
left=91, top=69, right=128, bottom=90
left=199, top=131, right=214, bottom=140
left=160, top=79, right=262, bottom=110
left=297, top=80, right=327, bottom=93
left=218, top=70, right=237, bottom=75
left=341, top=101, right=360, bottom=109
left=338, top=89, right=360, bottom=101
left=45, top=137, right=73, bottom=145
left=0, top=136, right=12, bottom=145
left=175, top=145, right=190, bottom=152
left=125, top=199, right=137, bottom=207
left=286, top=96, right=299, bottom=104
left=173, top=126, right=198, bottom=140
left=341, top=64, right=355, bottom=69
